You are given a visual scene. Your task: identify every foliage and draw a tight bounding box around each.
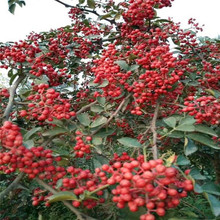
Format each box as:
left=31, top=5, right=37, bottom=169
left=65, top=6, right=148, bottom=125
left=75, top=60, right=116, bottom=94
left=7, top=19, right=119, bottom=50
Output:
left=0, top=0, right=220, bottom=220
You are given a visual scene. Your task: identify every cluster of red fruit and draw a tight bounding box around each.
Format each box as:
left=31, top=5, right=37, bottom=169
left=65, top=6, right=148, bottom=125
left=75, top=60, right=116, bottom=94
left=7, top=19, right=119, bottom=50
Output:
left=102, top=158, right=193, bottom=220
left=19, top=84, right=76, bottom=121
left=183, top=95, right=220, bottom=125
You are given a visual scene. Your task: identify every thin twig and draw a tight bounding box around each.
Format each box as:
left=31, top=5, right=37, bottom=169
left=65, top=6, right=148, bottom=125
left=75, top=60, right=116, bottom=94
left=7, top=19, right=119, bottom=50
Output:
left=150, top=101, right=160, bottom=160
left=76, top=100, right=97, bottom=115
left=0, top=173, right=25, bottom=201
left=92, top=94, right=131, bottom=135
left=35, top=178, right=97, bottom=220
left=3, top=73, right=25, bottom=121
left=54, top=0, right=116, bottom=24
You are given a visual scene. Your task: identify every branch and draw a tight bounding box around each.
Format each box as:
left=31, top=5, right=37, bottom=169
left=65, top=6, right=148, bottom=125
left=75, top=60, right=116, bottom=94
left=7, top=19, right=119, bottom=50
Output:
left=92, top=94, right=131, bottom=135
left=76, top=100, right=97, bottom=115
left=54, top=0, right=116, bottom=24
left=3, top=73, right=25, bottom=121
left=0, top=173, right=25, bottom=201
left=35, top=178, right=97, bottom=220
left=150, top=101, right=160, bottom=160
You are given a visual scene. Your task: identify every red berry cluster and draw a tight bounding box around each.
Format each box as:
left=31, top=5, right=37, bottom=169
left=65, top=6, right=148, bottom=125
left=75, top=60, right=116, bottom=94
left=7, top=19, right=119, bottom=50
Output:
left=73, top=132, right=92, bottom=158
left=20, top=84, right=76, bottom=121
left=116, top=119, right=134, bottom=136
left=0, top=88, right=10, bottom=99
left=183, top=95, right=220, bottom=124
left=101, top=159, right=193, bottom=220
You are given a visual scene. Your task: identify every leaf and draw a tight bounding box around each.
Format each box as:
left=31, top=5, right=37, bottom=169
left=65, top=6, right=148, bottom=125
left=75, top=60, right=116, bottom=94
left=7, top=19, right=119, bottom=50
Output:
left=187, top=133, right=220, bottom=150
left=23, top=140, right=34, bottom=149
left=175, top=124, right=195, bottom=132
left=97, top=97, right=106, bottom=106
left=128, top=64, right=139, bottom=71
left=184, top=138, right=198, bottom=156
left=202, top=182, right=220, bottom=196
left=167, top=131, right=184, bottom=138
left=95, top=128, right=115, bottom=137
left=9, top=4, right=16, bottom=14
left=91, top=116, right=107, bottom=128
left=115, top=60, right=129, bottom=71
left=205, top=193, right=220, bottom=217
left=194, top=124, right=217, bottom=137
left=189, top=168, right=206, bottom=180
left=165, top=153, right=176, bottom=166
left=117, top=137, right=142, bottom=148
left=42, top=127, right=67, bottom=136
left=48, top=191, right=77, bottom=203
left=79, top=0, right=85, bottom=4
left=98, top=79, right=109, bottom=88
left=179, top=116, right=196, bottom=125
left=77, top=113, right=91, bottom=126
left=163, top=117, right=177, bottom=128
left=194, top=183, right=203, bottom=193
left=99, top=13, right=112, bottom=20
left=87, top=0, right=95, bottom=9
left=90, top=105, right=104, bottom=113
left=176, top=155, right=190, bottom=165
left=9, top=73, right=18, bottom=85
left=23, top=127, right=42, bottom=141
left=92, top=136, right=102, bottom=145
left=114, top=13, right=121, bottom=20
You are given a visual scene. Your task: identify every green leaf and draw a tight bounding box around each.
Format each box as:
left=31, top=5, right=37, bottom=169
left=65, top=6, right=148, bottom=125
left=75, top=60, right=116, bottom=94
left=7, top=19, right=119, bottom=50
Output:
left=97, top=97, right=106, bottom=106
left=77, top=113, right=91, bottom=126
left=9, top=4, right=16, bottom=14
left=9, top=73, right=18, bottom=85
left=114, top=13, right=121, bottom=20
left=202, top=182, right=220, bottom=196
left=176, top=124, right=195, bottom=132
left=184, top=138, right=198, bottom=156
left=92, top=136, right=102, bottom=145
left=23, top=139, right=34, bottom=149
left=194, top=124, right=218, bottom=137
left=167, top=131, right=184, bottom=138
left=190, top=168, right=206, bottom=180
left=48, top=191, right=78, bottom=203
left=187, top=133, right=220, bottom=150
left=23, top=127, right=42, bottom=141
left=206, top=193, right=220, bottom=217
left=87, top=0, right=95, bottom=9
left=164, top=117, right=177, bottom=128
left=79, top=0, right=85, bottom=4
left=91, top=116, right=107, bottom=128
left=176, top=155, right=190, bottom=165
left=95, top=128, right=115, bottom=137
left=117, top=137, right=142, bottom=148
left=90, top=105, right=104, bottom=113
left=42, top=127, right=67, bottom=136
left=115, top=60, right=129, bottom=71
left=98, top=79, right=109, bottom=88
left=128, top=64, right=139, bottom=71
left=179, top=116, right=196, bottom=125
left=194, top=183, right=203, bottom=193
left=99, top=13, right=112, bottom=20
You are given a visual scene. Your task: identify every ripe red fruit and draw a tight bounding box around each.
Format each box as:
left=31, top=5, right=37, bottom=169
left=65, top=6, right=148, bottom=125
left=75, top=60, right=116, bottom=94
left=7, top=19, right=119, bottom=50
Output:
left=165, top=167, right=177, bottom=177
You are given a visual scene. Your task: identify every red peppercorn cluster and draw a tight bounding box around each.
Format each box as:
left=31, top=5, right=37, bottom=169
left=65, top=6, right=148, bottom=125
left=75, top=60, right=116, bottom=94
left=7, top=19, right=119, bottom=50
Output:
left=19, top=84, right=76, bottom=121
left=101, top=159, right=193, bottom=220
left=183, top=95, right=220, bottom=124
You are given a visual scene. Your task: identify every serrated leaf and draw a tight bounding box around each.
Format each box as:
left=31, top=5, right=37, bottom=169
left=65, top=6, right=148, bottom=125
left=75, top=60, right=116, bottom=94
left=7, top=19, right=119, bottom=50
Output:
left=23, top=127, right=42, bottom=141
left=194, top=124, right=217, bottom=137
left=187, top=133, right=220, bottom=150
left=42, top=127, right=67, bottom=136
left=87, top=0, right=95, bottom=9
left=48, top=191, right=77, bottom=203
left=117, top=137, right=142, bottom=148
left=164, top=117, right=177, bottom=128
left=77, top=113, right=91, bottom=126
left=115, top=60, right=129, bottom=71
left=202, top=182, right=220, bottom=196
left=91, top=116, right=107, bottom=128
left=176, top=155, right=190, bottom=165
left=184, top=138, right=198, bottom=156
left=205, top=193, right=220, bottom=217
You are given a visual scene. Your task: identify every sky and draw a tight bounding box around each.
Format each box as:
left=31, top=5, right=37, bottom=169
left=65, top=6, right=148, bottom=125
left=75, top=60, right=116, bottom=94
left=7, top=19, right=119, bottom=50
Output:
left=0, top=0, right=220, bottom=43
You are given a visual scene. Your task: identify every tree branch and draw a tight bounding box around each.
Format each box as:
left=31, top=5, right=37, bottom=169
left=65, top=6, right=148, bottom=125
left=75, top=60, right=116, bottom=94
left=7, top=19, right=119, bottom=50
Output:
left=76, top=100, right=97, bottom=115
left=0, top=173, right=25, bottom=201
left=35, top=178, right=97, bottom=220
left=3, top=73, right=25, bottom=121
left=92, top=94, right=131, bottom=135
left=150, top=101, right=160, bottom=160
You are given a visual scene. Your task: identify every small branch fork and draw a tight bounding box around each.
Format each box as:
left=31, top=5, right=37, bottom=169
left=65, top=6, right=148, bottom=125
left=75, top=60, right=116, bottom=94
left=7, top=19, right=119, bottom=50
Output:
left=54, top=0, right=116, bottom=24
left=35, top=178, right=96, bottom=220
